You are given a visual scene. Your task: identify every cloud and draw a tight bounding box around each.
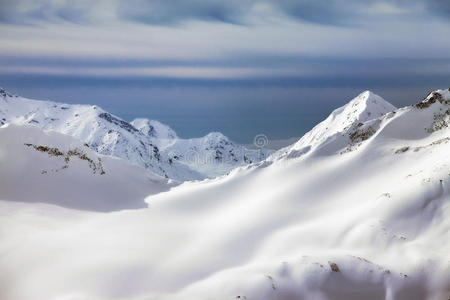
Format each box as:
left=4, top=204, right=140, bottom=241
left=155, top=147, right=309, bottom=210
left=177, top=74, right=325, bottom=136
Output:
left=1, top=54, right=450, bottom=90
left=269, top=0, right=450, bottom=25
left=1, top=0, right=449, bottom=26
left=268, top=0, right=365, bottom=26
left=0, top=0, right=95, bottom=25
left=422, top=0, right=450, bottom=16
left=118, top=0, right=254, bottom=25
left=0, top=0, right=254, bottom=25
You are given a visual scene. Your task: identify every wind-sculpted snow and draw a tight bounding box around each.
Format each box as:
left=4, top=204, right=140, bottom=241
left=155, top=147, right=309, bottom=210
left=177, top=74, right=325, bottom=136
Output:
left=0, top=89, right=449, bottom=300
left=0, top=88, right=268, bottom=181
left=0, top=124, right=172, bottom=211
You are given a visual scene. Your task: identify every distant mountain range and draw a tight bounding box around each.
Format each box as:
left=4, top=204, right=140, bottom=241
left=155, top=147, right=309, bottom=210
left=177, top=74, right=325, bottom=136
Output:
left=0, top=88, right=271, bottom=181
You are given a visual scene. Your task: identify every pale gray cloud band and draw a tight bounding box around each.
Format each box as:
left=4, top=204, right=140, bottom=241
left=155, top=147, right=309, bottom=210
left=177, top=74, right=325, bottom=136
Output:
left=1, top=0, right=450, bottom=26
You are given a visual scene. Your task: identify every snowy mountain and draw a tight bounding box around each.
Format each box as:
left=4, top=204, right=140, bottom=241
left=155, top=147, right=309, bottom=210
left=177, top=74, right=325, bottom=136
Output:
left=271, top=90, right=397, bottom=160
left=131, top=118, right=178, bottom=148
left=1, top=88, right=449, bottom=300
left=0, top=88, right=269, bottom=181
left=0, top=124, right=172, bottom=211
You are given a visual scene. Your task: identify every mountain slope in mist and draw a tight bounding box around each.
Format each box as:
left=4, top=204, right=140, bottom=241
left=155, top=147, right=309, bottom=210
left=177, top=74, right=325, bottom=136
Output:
left=0, top=89, right=449, bottom=300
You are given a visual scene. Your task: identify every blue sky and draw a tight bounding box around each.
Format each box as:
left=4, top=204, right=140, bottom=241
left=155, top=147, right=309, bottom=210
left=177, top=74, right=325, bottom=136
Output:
left=1, top=0, right=450, bottom=143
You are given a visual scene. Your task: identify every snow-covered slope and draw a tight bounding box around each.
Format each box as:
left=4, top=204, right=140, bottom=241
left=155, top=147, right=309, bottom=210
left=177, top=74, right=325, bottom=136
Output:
left=0, top=88, right=267, bottom=181
left=0, top=89, right=449, bottom=300
left=131, top=118, right=178, bottom=148
left=162, top=131, right=268, bottom=179
left=0, top=124, right=172, bottom=211
left=131, top=117, right=270, bottom=179
left=271, top=90, right=397, bottom=160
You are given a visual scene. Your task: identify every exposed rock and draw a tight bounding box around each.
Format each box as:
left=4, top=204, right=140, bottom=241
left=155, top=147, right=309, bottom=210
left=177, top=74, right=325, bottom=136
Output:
left=328, top=262, right=340, bottom=272
left=416, top=91, right=450, bottom=109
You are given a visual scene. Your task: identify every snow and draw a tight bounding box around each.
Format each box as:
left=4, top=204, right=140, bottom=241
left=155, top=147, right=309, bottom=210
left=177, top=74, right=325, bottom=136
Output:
left=0, top=88, right=449, bottom=300
left=131, top=118, right=178, bottom=149
left=0, top=88, right=268, bottom=181
left=0, top=124, right=172, bottom=211
left=163, top=131, right=270, bottom=178
left=271, top=90, right=397, bottom=160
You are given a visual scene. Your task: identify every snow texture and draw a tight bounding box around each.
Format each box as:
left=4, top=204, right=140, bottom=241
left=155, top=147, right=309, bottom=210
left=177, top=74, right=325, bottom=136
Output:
left=0, top=88, right=450, bottom=300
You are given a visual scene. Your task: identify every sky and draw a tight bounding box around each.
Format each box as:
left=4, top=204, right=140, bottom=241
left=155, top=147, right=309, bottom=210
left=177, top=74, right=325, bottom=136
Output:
left=1, top=0, right=450, bottom=144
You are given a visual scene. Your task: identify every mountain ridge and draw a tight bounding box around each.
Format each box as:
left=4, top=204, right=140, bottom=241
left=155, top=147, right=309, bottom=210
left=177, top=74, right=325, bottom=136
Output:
left=268, top=90, right=396, bottom=160
left=0, top=88, right=270, bottom=181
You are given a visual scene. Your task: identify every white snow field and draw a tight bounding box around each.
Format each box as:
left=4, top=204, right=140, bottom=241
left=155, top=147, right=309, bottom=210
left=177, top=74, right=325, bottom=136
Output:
left=0, top=89, right=450, bottom=300
left=0, top=124, right=172, bottom=211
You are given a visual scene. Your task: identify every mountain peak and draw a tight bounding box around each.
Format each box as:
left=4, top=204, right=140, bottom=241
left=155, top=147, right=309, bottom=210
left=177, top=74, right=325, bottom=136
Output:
left=0, top=89, right=266, bottom=181
left=344, top=90, right=396, bottom=123
left=203, top=131, right=228, bottom=140
left=130, top=118, right=178, bottom=150
left=415, top=88, right=450, bottom=109
left=308, top=90, right=394, bottom=137
left=276, top=91, right=396, bottom=159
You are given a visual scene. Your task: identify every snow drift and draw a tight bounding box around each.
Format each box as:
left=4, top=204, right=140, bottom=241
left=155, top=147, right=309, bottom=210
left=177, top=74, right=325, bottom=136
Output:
left=0, top=124, right=172, bottom=211
left=0, top=89, right=449, bottom=300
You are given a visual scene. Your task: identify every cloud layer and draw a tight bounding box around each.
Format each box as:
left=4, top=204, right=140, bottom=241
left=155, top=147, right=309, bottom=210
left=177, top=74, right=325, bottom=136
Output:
left=1, top=0, right=450, bottom=26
